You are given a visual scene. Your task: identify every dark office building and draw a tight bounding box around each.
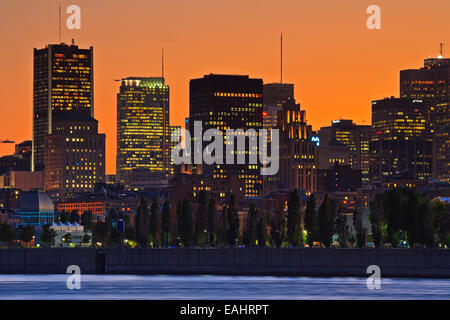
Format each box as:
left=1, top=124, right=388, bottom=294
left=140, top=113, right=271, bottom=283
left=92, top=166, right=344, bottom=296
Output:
left=318, top=164, right=362, bottom=192
left=189, top=74, right=263, bottom=198
left=44, top=110, right=105, bottom=201
left=278, top=100, right=318, bottom=195
left=33, top=42, right=94, bottom=172
left=318, top=120, right=371, bottom=182
left=400, top=53, right=450, bottom=182
left=0, top=141, right=32, bottom=174
left=370, top=97, right=432, bottom=182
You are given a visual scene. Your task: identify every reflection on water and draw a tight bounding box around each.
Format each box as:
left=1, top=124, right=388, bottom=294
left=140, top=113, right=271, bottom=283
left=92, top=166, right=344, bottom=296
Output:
left=0, top=275, right=448, bottom=300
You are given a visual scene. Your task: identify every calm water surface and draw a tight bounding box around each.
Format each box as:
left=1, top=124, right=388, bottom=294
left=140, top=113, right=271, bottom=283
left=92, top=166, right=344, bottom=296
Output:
left=0, top=275, right=448, bottom=300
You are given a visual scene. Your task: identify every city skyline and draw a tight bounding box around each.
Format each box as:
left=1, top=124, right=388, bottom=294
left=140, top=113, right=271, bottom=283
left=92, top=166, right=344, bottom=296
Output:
left=0, top=0, right=449, bottom=175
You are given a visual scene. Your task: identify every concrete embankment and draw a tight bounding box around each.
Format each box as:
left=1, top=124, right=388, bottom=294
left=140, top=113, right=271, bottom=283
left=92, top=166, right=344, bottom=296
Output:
left=0, top=248, right=449, bottom=278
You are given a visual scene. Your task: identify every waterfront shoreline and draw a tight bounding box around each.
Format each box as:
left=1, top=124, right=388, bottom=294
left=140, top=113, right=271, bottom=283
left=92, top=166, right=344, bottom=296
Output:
left=0, top=248, right=449, bottom=278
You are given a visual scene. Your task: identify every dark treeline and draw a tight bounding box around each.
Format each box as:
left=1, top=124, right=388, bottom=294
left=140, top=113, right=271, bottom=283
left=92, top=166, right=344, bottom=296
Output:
left=1, top=188, right=448, bottom=249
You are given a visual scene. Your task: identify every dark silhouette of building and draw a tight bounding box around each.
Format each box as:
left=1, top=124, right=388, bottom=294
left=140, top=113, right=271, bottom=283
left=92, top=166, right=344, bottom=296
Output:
left=318, top=120, right=370, bottom=182
left=400, top=52, right=450, bottom=182
left=0, top=141, right=32, bottom=174
left=188, top=74, right=263, bottom=198
left=318, top=163, right=362, bottom=192
left=370, top=97, right=432, bottom=182
left=278, top=100, right=317, bottom=195
left=33, top=42, right=94, bottom=172
left=44, top=110, right=105, bottom=201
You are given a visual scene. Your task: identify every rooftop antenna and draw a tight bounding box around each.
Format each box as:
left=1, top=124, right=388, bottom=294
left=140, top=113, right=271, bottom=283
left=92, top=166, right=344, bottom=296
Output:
left=280, top=33, right=283, bottom=84
left=162, top=48, right=165, bottom=79
left=439, top=43, right=444, bottom=58
left=58, top=2, right=62, bottom=43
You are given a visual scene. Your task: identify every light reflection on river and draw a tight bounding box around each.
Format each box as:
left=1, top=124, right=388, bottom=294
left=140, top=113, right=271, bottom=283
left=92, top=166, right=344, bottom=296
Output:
left=0, top=275, right=448, bottom=300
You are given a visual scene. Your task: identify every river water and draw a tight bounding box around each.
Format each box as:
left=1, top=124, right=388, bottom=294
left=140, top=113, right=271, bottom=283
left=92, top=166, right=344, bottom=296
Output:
left=0, top=275, right=448, bottom=300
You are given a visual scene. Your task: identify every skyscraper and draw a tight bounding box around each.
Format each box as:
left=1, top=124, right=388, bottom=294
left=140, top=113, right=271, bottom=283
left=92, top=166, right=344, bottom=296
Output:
left=263, top=83, right=294, bottom=142
left=400, top=51, right=450, bottom=182
left=189, top=74, right=263, bottom=198
left=318, top=120, right=371, bottom=182
left=116, top=77, right=177, bottom=189
left=370, top=97, right=432, bottom=182
left=278, top=100, right=317, bottom=194
left=44, top=110, right=105, bottom=201
left=33, top=42, right=94, bottom=172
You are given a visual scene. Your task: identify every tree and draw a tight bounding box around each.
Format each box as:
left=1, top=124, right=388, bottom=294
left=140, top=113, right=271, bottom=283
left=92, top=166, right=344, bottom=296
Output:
left=82, top=233, right=91, bottom=246
left=318, top=194, right=336, bottom=247
left=195, top=191, right=208, bottom=246
left=216, top=207, right=229, bottom=247
left=304, top=194, right=319, bottom=247
left=179, top=198, right=194, bottom=247
left=81, top=211, right=94, bottom=231
left=207, top=199, right=217, bottom=247
left=62, top=233, right=72, bottom=245
left=60, top=210, right=69, bottom=224
left=335, top=213, right=347, bottom=248
left=257, top=212, right=267, bottom=247
left=369, top=195, right=383, bottom=248
left=161, top=200, right=171, bottom=247
left=109, top=228, right=122, bottom=247
left=149, top=198, right=161, bottom=247
left=19, top=225, right=35, bottom=246
left=353, top=209, right=366, bottom=248
left=226, top=194, right=239, bottom=247
left=270, top=208, right=286, bottom=248
left=40, top=224, right=56, bottom=247
left=92, top=221, right=109, bottom=247
left=69, top=210, right=80, bottom=224
left=243, top=204, right=258, bottom=247
left=433, top=201, right=450, bottom=247
left=0, top=223, right=16, bottom=247
left=287, top=189, right=301, bottom=247
left=135, top=196, right=149, bottom=248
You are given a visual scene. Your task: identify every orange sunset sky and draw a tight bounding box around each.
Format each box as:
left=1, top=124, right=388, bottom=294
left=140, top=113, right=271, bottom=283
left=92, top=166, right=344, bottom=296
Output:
left=0, top=0, right=448, bottom=174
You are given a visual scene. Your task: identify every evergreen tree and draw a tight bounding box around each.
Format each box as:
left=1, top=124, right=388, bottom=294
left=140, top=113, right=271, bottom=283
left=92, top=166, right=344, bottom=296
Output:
left=161, top=200, right=171, bottom=247
left=135, top=196, right=149, bottom=248
left=149, top=198, right=161, bottom=247
left=226, top=194, right=239, bottom=247
left=304, top=194, right=318, bottom=247
left=81, top=211, right=94, bottom=231
left=179, top=198, right=194, bottom=247
left=335, top=213, right=347, bottom=248
left=195, top=191, right=208, bottom=246
left=257, top=212, right=267, bottom=247
left=369, top=195, right=383, bottom=248
left=216, top=207, right=229, bottom=247
left=318, top=194, right=336, bottom=247
left=19, top=225, right=35, bottom=246
left=287, top=189, right=301, bottom=247
left=69, top=210, right=80, bottom=224
left=82, top=233, right=91, bottom=246
left=0, top=223, right=16, bottom=247
left=243, top=204, right=258, bottom=247
left=40, top=224, right=56, bottom=247
left=207, top=199, right=217, bottom=246
left=92, top=221, right=109, bottom=247
left=270, top=210, right=286, bottom=248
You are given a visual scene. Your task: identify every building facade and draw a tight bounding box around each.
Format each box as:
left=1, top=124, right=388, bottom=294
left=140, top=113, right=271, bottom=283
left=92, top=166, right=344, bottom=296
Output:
left=370, top=97, right=432, bottom=182
left=33, top=42, right=94, bottom=172
left=116, top=77, right=178, bottom=189
left=400, top=54, right=450, bottom=182
left=278, top=100, right=317, bottom=195
left=189, top=74, right=263, bottom=198
left=44, top=110, right=105, bottom=201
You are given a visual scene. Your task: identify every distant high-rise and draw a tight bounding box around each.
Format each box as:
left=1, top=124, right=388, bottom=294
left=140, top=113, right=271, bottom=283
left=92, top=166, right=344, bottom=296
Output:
left=33, top=42, right=94, bottom=172
left=370, top=97, right=432, bottom=182
left=278, top=100, right=317, bottom=194
left=189, top=74, right=263, bottom=198
left=44, top=110, right=105, bottom=201
left=263, top=83, right=294, bottom=141
left=400, top=52, right=450, bottom=182
left=318, top=120, right=371, bottom=182
left=116, top=77, right=177, bottom=189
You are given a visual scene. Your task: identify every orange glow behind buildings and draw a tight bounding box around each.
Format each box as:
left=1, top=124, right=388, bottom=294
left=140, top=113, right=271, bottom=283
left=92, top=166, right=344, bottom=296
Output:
left=0, top=0, right=448, bottom=174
